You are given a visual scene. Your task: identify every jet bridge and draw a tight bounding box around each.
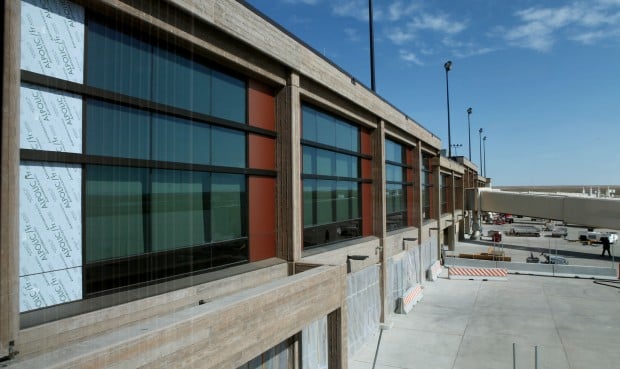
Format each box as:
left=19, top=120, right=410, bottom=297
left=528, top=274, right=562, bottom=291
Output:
left=471, top=189, right=620, bottom=230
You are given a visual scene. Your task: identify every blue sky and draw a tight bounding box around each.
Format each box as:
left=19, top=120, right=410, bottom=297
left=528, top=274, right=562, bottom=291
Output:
left=244, top=0, right=620, bottom=186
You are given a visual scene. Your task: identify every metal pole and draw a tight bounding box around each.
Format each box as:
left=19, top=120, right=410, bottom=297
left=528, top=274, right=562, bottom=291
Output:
left=512, top=343, right=516, bottom=369
left=371, top=328, right=383, bottom=369
left=467, top=108, right=472, bottom=161
left=478, top=128, right=483, bottom=172
left=368, top=0, right=376, bottom=91
left=534, top=345, right=539, bottom=369
left=483, top=136, right=487, bottom=177
left=445, top=61, right=452, bottom=157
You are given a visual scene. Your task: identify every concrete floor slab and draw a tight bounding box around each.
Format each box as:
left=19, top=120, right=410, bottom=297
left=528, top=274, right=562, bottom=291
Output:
left=351, top=271, right=620, bottom=369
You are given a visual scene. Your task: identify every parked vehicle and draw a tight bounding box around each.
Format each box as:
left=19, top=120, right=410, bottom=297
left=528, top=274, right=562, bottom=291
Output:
left=509, top=226, right=541, bottom=237
left=578, top=230, right=618, bottom=244
left=525, top=252, right=568, bottom=264
left=540, top=253, right=568, bottom=264
left=551, top=227, right=568, bottom=238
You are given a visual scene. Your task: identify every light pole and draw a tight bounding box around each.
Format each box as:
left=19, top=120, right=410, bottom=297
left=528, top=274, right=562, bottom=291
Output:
left=451, top=143, right=462, bottom=156
left=478, top=128, right=483, bottom=172
left=483, top=136, right=487, bottom=177
left=368, top=0, right=376, bottom=91
left=444, top=61, right=453, bottom=157
left=467, top=107, right=472, bottom=161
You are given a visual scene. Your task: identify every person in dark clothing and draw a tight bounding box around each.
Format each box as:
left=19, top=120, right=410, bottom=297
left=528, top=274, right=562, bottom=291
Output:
left=601, top=237, right=611, bottom=257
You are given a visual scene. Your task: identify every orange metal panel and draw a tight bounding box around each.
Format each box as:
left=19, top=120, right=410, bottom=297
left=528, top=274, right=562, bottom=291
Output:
left=248, top=134, right=276, bottom=170
left=360, top=129, right=371, bottom=155
left=361, top=158, right=371, bottom=179
left=248, top=80, right=275, bottom=131
left=249, top=177, right=276, bottom=261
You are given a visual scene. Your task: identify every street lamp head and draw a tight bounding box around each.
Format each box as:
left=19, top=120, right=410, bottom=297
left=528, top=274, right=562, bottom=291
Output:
left=483, top=136, right=487, bottom=141
left=467, top=107, right=472, bottom=115
left=444, top=60, right=452, bottom=71
left=479, top=128, right=483, bottom=133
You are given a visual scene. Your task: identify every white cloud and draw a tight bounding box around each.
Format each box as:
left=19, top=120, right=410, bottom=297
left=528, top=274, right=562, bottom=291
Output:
left=332, top=0, right=374, bottom=21
left=408, top=13, right=467, bottom=34
left=399, top=49, right=424, bottom=66
left=283, top=0, right=320, bottom=5
left=386, top=27, right=415, bottom=44
left=388, top=1, right=421, bottom=22
left=505, top=1, right=620, bottom=51
left=344, top=27, right=360, bottom=42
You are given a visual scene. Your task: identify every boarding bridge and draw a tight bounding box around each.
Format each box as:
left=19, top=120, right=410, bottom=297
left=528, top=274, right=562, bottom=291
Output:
left=468, top=189, right=620, bottom=230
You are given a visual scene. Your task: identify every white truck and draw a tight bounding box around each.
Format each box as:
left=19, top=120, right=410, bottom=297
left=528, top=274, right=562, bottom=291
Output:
left=578, top=230, right=618, bottom=244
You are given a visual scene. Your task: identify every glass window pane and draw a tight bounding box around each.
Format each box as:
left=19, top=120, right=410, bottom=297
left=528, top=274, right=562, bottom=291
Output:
left=211, top=70, right=246, bottom=123
left=386, top=164, right=403, bottom=182
left=152, top=114, right=211, bottom=165
left=302, top=106, right=317, bottom=142
left=315, top=111, right=335, bottom=147
left=87, top=21, right=151, bottom=100
left=212, top=126, right=245, bottom=168
left=351, top=183, right=359, bottom=218
left=386, top=139, right=404, bottom=163
left=303, top=179, right=315, bottom=227
left=86, top=99, right=150, bottom=159
left=153, top=46, right=211, bottom=115
left=151, top=170, right=209, bottom=251
left=316, top=149, right=334, bottom=176
left=85, top=165, right=147, bottom=262
left=335, top=120, right=352, bottom=151
left=211, top=174, right=245, bottom=242
left=303, top=146, right=315, bottom=175
left=336, top=181, right=351, bottom=221
left=316, top=180, right=334, bottom=225
left=335, top=153, right=350, bottom=178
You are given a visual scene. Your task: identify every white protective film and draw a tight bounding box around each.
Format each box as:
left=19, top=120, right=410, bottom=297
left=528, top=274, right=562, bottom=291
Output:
left=21, top=0, right=84, bottom=83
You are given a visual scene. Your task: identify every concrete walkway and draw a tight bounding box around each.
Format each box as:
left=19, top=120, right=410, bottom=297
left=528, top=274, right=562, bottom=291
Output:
left=350, top=271, right=620, bottom=369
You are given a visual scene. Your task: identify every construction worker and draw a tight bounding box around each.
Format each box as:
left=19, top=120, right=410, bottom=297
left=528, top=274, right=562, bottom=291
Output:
left=601, top=237, right=611, bottom=257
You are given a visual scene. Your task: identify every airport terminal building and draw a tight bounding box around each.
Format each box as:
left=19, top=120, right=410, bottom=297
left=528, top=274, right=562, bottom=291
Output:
left=1, top=1, right=487, bottom=367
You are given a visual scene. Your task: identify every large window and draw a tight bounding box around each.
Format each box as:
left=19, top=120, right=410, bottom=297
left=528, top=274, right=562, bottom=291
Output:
left=421, top=153, right=433, bottom=220
left=302, top=105, right=361, bottom=248
left=21, top=14, right=252, bottom=298
left=86, top=20, right=246, bottom=123
left=385, top=139, right=411, bottom=231
left=440, top=173, right=449, bottom=214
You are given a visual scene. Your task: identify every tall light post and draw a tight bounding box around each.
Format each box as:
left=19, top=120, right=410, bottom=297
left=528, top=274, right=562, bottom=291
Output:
left=444, top=61, right=453, bottom=157
left=483, top=136, right=487, bottom=177
left=467, top=107, right=472, bottom=161
left=368, top=0, right=376, bottom=91
left=478, top=128, right=483, bottom=172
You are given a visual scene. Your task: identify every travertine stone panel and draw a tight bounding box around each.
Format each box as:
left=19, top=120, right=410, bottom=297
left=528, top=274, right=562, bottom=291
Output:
left=8, top=265, right=346, bottom=369
left=276, top=72, right=302, bottom=261
left=17, top=261, right=289, bottom=358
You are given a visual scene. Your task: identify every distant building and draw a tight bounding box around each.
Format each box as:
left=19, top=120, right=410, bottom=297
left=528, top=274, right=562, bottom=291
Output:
left=0, top=1, right=486, bottom=367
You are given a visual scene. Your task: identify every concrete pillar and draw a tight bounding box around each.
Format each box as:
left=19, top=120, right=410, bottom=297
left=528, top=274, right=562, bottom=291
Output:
left=1, top=0, right=21, bottom=358
left=434, top=161, right=442, bottom=254
left=327, top=308, right=348, bottom=369
left=276, top=71, right=302, bottom=262
left=371, top=121, right=387, bottom=323
left=413, top=142, right=423, bottom=242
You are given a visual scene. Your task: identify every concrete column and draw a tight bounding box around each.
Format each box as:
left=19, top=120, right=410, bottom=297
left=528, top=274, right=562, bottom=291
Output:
left=327, top=308, right=347, bottom=369
left=1, top=0, right=21, bottom=358
left=434, top=161, right=442, bottom=255
left=414, top=142, right=423, bottom=242
left=276, top=71, right=302, bottom=262
left=371, top=121, right=387, bottom=323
